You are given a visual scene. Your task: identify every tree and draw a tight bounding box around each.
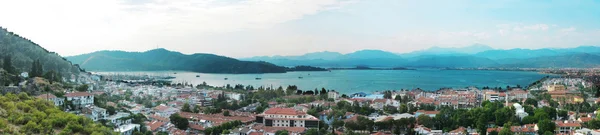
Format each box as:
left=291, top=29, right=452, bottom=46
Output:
left=106, top=106, right=116, bottom=115
left=417, top=115, right=433, bottom=128
left=558, top=110, right=568, bottom=120
left=524, top=98, right=538, bottom=107
left=223, top=110, right=230, bottom=116
left=521, top=116, right=537, bottom=124
left=537, top=119, right=556, bottom=135
left=169, top=114, right=189, bottom=130
left=76, top=84, right=89, bottom=92
left=181, top=103, right=192, bottom=112
left=499, top=123, right=512, bottom=135
left=3, top=56, right=15, bottom=74
left=488, top=131, right=498, bottom=135
left=321, top=88, right=327, bottom=95
left=275, top=130, right=289, bottom=135
left=398, top=104, right=408, bottom=113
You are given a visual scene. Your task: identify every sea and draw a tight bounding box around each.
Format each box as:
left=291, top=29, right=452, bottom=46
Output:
left=95, top=69, right=554, bottom=94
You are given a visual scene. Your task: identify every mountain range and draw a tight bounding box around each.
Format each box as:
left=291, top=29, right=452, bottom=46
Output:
left=66, top=49, right=295, bottom=73
left=242, top=44, right=600, bottom=68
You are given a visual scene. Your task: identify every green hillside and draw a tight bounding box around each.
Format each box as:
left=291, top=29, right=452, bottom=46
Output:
left=66, top=48, right=290, bottom=73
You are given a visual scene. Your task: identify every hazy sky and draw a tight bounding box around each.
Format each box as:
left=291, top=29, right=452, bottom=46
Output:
left=1, top=0, right=599, bottom=58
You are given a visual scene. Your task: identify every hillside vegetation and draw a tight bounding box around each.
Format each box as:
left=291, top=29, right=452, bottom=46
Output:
left=0, top=92, right=116, bottom=135
left=0, top=27, right=81, bottom=80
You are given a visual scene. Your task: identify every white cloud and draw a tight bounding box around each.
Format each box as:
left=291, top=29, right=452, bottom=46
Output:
left=560, top=27, right=576, bottom=32
left=0, top=0, right=353, bottom=56
left=523, top=24, right=549, bottom=31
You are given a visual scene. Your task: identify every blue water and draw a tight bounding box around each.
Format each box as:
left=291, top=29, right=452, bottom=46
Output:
left=97, top=69, right=553, bottom=94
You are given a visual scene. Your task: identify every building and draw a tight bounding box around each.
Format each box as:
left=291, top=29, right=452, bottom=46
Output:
left=82, top=105, right=108, bottom=121
left=513, top=103, right=529, bottom=120
left=65, top=92, right=94, bottom=106
left=548, top=84, right=566, bottom=92
left=256, top=107, right=320, bottom=128
left=114, top=124, right=140, bottom=135
left=414, top=110, right=440, bottom=117
left=107, top=112, right=132, bottom=127
left=484, top=91, right=506, bottom=101
left=153, top=104, right=179, bottom=117
left=575, top=128, right=600, bottom=135
left=328, top=91, right=340, bottom=100
left=508, top=89, right=528, bottom=101
left=146, top=121, right=167, bottom=132
left=557, top=121, right=582, bottom=134
left=36, top=93, right=64, bottom=107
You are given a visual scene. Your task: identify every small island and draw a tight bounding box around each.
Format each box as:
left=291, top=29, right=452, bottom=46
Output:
left=286, top=65, right=328, bottom=71
left=329, top=65, right=415, bottom=70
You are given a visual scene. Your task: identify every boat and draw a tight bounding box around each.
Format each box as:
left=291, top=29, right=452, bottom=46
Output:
left=196, top=75, right=200, bottom=77
left=173, top=72, right=177, bottom=74
left=298, top=77, right=303, bottom=79
left=255, top=78, right=262, bottom=80
left=224, top=78, right=228, bottom=80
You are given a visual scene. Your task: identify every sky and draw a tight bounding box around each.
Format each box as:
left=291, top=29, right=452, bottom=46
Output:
left=1, top=0, right=599, bottom=58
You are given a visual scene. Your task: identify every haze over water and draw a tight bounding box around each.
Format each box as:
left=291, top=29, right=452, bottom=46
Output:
left=97, top=69, right=552, bottom=94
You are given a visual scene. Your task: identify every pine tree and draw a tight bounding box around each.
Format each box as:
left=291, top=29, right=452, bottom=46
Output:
left=3, top=56, right=15, bottom=74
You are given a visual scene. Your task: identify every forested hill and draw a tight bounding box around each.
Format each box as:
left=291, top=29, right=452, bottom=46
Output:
left=0, top=27, right=81, bottom=77
left=66, top=48, right=291, bottom=74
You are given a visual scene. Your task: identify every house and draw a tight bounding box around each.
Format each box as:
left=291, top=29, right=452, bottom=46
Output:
left=226, top=92, right=243, bottom=101
left=575, top=128, right=600, bottom=135
left=255, top=107, right=320, bottom=128
left=328, top=91, right=340, bottom=100
left=414, top=110, right=440, bottom=117
left=508, top=89, right=528, bottom=101
left=153, top=104, right=179, bottom=117
left=484, top=91, right=506, bottom=101
left=371, top=99, right=400, bottom=110
left=448, top=127, right=467, bottom=135
left=36, top=93, right=64, bottom=107
left=107, top=112, right=132, bottom=127
left=65, top=92, right=94, bottom=106
left=511, top=124, right=537, bottom=135
left=114, top=124, right=140, bottom=135
left=146, top=121, right=167, bottom=132
left=82, top=105, right=108, bottom=121
left=231, top=127, right=254, bottom=135
left=557, top=121, right=582, bottom=134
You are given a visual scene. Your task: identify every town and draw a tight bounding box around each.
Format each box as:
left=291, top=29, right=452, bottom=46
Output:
left=2, top=70, right=595, bottom=135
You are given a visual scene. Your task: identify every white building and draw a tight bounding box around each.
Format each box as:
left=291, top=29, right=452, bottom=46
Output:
left=256, top=108, right=320, bottom=128
left=65, top=92, right=94, bottom=105
left=225, top=92, right=243, bottom=101
left=328, top=91, right=340, bottom=100
left=83, top=105, right=108, bottom=121
left=36, top=93, right=64, bottom=107
left=513, top=103, right=529, bottom=120
left=114, top=124, right=140, bottom=135
left=107, top=112, right=132, bottom=127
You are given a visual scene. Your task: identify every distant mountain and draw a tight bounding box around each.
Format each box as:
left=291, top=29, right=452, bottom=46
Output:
left=406, top=56, right=498, bottom=68
left=0, top=27, right=81, bottom=77
left=400, top=44, right=494, bottom=58
left=243, top=45, right=600, bottom=68
left=66, top=48, right=291, bottom=73
left=499, top=53, right=600, bottom=68
left=242, top=49, right=405, bottom=67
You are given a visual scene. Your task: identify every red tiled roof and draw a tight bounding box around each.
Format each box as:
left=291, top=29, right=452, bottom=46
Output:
left=150, top=114, right=170, bottom=122
left=65, top=92, right=92, bottom=97
left=450, top=127, right=466, bottom=133
left=154, top=105, right=171, bottom=111
left=416, top=110, right=440, bottom=115
left=264, top=108, right=306, bottom=115
left=188, top=124, right=204, bottom=131
left=371, top=131, right=393, bottom=135
left=580, top=117, right=593, bottom=122
left=557, top=122, right=582, bottom=127
left=36, top=94, right=57, bottom=99
left=249, top=132, right=263, bottom=135
left=146, top=121, right=165, bottom=131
